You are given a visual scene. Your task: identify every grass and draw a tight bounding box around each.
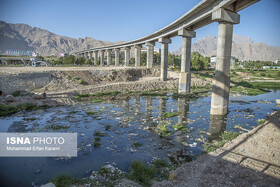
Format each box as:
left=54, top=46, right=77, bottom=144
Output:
left=94, top=137, right=100, bottom=141
left=86, top=111, right=99, bottom=115
left=161, top=112, right=179, bottom=118
left=157, top=122, right=172, bottom=137
left=93, top=142, right=101, bottom=147
left=128, top=160, right=156, bottom=186
left=93, top=130, right=107, bottom=137
left=92, top=99, right=104, bottom=103
left=203, top=131, right=239, bottom=153
left=47, top=124, right=70, bottom=130
left=171, top=123, right=188, bottom=131
left=12, top=90, right=21, bottom=97
left=257, top=119, right=266, bottom=126
left=230, top=81, right=271, bottom=96
left=153, top=159, right=168, bottom=169
left=0, top=103, right=38, bottom=117
left=132, top=142, right=142, bottom=148
left=74, top=91, right=120, bottom=100
left=105, top=125, right=111, bottom=130
left=51, top=174, right=85, bottom=187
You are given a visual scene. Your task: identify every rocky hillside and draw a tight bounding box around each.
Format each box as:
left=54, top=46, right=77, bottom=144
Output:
left=0, top=20, right=115, bottom=56
left=173, top=34, right=280, bottom=61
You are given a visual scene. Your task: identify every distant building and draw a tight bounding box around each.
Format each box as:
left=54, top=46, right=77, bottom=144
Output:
left=59, top=53, right=68, bottom=57
left=210, top=56, right=235, bottom=68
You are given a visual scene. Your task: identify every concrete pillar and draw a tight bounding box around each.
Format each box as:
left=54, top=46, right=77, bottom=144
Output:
left=124, top=47, right=131, bottom=67
left=178, top=29, right=196, bottom=94
left=114, top=48, right=120, bottom=66
left=134, top=45, right=142, bottom=67
left=107, top=49, right=112, bottom=66
left=159, top=38, right=171, bottom=81
left=146, top=42, right=155, bottom=68
left=89, top=51, right=93, bottom=61
left=210, top=8, right=240, bottom=115
left=208, top=115, right=227, bottom=141
left=100, top=50, right=105, bottom=66
left=94, top=51, right=98, bottom=65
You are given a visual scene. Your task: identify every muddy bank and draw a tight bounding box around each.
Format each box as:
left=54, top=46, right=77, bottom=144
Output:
left=152, top=110, right=280, bottom=187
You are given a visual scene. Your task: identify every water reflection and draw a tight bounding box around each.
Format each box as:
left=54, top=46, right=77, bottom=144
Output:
left=208, top=114, right=227, bottom=141
left=145, top=97, right=152, bottom=119
left=178, top=98, right=189, bottom=124
left=158, top=97, right=167, bottom=117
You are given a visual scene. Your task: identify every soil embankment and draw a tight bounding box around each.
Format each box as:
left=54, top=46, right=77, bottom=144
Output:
left=152, top=110, right=280, bottom=186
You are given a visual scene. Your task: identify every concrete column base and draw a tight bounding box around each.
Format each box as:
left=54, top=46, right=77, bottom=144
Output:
left=210, top=73, right=230, bottom=115
left=178, top=72, right=191, bottom=94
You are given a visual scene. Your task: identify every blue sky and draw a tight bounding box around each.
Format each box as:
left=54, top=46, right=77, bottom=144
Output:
left=0, top=0, right=279, bottom=52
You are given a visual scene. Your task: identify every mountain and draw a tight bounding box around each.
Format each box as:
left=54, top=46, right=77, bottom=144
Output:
left=0, top=20, right=115, bottom=56
left=173, top=33, right=280, bottom=61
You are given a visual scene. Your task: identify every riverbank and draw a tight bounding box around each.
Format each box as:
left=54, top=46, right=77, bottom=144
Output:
left=152, top=110, right=280, bottom=186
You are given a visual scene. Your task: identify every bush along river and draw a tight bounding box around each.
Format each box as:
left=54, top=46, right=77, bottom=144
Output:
left=0, top=89, right=279, bottom=186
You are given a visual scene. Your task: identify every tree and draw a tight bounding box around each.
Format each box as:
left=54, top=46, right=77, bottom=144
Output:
left=191, top=52, right=209, bottom=70
left=140, top=52, right=147, bottom=66
left=64, top=55, right=75, bottom=65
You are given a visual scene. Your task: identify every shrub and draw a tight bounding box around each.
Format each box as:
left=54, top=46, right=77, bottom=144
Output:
left=128, top=160, right=156, bottom=186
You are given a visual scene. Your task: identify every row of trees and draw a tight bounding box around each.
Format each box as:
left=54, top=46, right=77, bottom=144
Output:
left=44, top=52, right=211, bottom=70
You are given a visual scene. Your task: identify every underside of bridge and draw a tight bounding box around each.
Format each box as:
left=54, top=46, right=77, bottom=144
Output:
left=74, top=0, right=260, bottom=116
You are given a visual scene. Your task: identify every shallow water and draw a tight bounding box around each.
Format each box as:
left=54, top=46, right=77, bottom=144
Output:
left=0, top=90, right=279, bottom=186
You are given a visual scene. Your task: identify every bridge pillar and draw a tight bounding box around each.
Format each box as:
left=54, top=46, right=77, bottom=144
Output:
left=134, top=45, right=142, bottom=67
left=146, top=42, right=155, bottom=68
left=178, top=29, right=196, bottom=94
left=210, top=8, right=240, bottom=115
left=100, top=50, right=105, bottom=66
left=124, top=47, right=131, bottom=67
left=107, top=49, right=112, bottom=66
left=94, top=51, right=98, bottom=65
left=114, top=48, right=120, bottom=66
left=89, top=51, right=93, bottom=61
left=159, top=38, right=171, bottom=81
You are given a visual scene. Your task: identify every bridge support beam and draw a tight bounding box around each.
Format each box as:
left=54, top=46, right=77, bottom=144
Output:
left=134, top=45, right=142, bottom=67
left=100, top=50, right=105, bottom=66
left=124, top=47, right=131, bottom=67
left=210, top=8, right=240, bottom=115
left=114, top=49, right=120, bottom=66
left=178, top=29, right=196, bottom=94
left=159, top=38, right=171, bottom=81
left=146, top=42, right=155, bottom=68
left=107, top=49, right=112, bottom=66
left=94, top=51, right=98, bottom=65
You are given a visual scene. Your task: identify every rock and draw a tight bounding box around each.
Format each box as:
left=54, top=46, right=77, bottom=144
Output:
left=276, top=99, right=280, bottom=105
left=5, top=95, right=14, bottom=103
left=40, top=182, right=55, bottom=187
left=33, top=92, right=46, bottom=99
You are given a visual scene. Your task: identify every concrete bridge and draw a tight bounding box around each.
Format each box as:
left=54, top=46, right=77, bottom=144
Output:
left=74, top=0, right=260, bottom=116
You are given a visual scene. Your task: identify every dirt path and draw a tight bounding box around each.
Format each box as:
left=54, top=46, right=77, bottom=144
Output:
left=152, top=110, right=280, bottom=187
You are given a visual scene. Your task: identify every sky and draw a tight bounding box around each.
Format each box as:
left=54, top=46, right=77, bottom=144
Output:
left=0, top=0, right=279, bottom=52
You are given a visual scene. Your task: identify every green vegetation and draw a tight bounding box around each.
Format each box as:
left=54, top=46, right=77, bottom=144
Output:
left=105, top=125, right=111, bottom=130
left=257, top=119, right=266, bottom=126
left=0, top=103, right=39, bottom=117
left=153, top=159, right=168, bottom=169
left=132, top=142, right=142, bottom=148
left=86, top=111, right=99, bottom=115
left=157, top=122, right=172, bottom=137
left=128, top=160, right=157, bottom=186
left=92, top=99, right=104, bottom=103
left=12, top=90, right=21, bottom=97
left=47, top=124, right=70, bottom=130
left=51, top=174, right=73, bottom=187
left=94, top=137, right=100, bottom=141
left=93, top=142, right=101, bottom=147
left=161, top=112, right=179, bottom=118
left=171, top=123, right=188, bottom=131
left=71, top=76, right=85, bottom=85
left=93, top=130, right=107, bottom=137
left=203, top=131, right=239, bottom=153
left=191, top=52, right=210, bottom=70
